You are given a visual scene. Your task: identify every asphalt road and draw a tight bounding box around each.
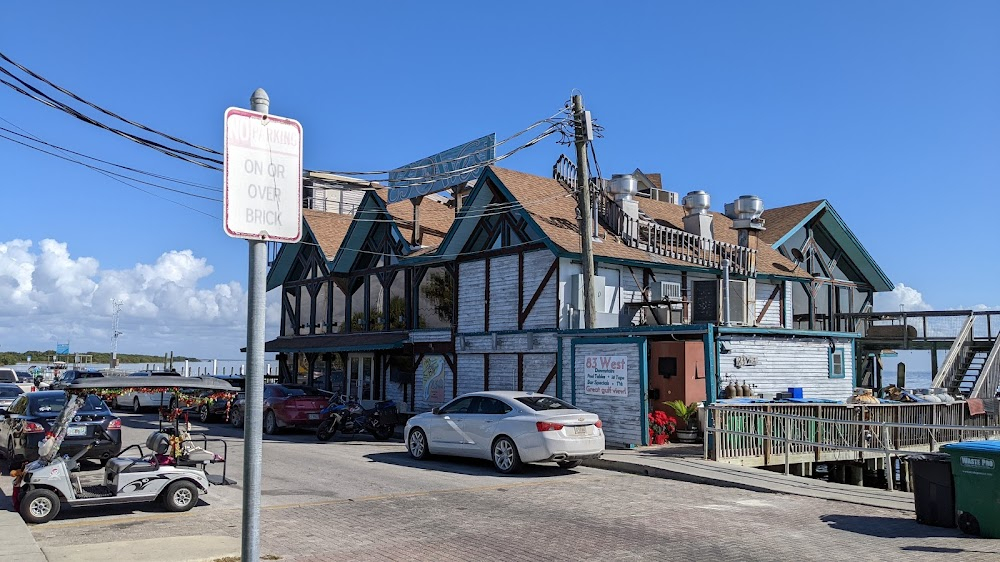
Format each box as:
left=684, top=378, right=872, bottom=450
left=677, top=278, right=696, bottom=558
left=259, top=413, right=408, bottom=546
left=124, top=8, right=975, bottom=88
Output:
left=6, top=411, right=1000, bottom=561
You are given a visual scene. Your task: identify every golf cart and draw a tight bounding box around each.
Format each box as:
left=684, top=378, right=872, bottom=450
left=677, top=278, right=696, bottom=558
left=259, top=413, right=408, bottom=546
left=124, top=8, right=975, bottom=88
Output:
left=11, top=375, right=236, bottom=524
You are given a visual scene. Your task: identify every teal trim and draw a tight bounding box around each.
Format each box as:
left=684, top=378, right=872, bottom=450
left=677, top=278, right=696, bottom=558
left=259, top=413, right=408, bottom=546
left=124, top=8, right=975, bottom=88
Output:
left=563, top=324, right=713, bottom=336
left=852, top=339, right=858, bottom=386
left=556, top=251, right=732, bottom=277
left=331, top=192, right=391, bottom=274
left=639, top=337, right=649, bottom=446
left=266, top=222, right=322, bottom=291
left=703, top=326, right=718, bottom=404
left=716, top=326, right=858, bottom=340
left=266, top=341, right=406, bottom=353
left=555, top=339, right=563, bottom=399
left=771, top=202, right=827, bottom=248
left=829, top=346, right=846, bottom=379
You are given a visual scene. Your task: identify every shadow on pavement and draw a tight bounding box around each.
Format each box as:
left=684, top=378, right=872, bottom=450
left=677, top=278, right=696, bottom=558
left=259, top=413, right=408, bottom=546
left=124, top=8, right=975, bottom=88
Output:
left=42, top=497, right=213, bottom=523
left=364, top=451, right=578, bottom=478
left=820, top=514, right=965, bottom=539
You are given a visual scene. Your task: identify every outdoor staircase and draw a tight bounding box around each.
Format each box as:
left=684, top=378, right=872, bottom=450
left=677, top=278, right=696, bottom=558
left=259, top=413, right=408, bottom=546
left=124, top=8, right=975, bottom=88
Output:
left=932, top=313, right=1000, bottom=398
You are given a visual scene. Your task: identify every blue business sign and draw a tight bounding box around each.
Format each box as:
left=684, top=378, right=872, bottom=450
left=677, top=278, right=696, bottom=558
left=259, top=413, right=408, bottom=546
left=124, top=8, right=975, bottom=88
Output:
left=388, top=133, right=496, bottom=203
left=56, top=343, right=70, bottom=355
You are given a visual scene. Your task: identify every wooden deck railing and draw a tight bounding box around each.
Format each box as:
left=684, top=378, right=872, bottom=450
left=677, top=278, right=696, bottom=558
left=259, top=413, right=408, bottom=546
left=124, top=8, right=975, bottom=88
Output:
left=932, top=314, right=977, bottom=389
left=706, top=402, right=1000, bottom=470
left=970, top=335, right=1000, bottom=400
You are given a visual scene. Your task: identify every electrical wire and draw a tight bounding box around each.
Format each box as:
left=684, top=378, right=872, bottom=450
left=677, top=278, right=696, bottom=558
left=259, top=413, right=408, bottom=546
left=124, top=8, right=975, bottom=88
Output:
left=0, top=51, right=222, bottom=156
left=0, top=123, right=221, bottom=192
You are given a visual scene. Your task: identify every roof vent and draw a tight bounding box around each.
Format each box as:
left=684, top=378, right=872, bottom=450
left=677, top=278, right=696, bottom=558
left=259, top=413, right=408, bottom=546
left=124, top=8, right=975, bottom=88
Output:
left=681, top=191, right=713, bottom=240
left=727, top=195, right=766, bottom=249
left=609, top=174, right=637, bottom=202
left=682, top=190, right=711, bottom=216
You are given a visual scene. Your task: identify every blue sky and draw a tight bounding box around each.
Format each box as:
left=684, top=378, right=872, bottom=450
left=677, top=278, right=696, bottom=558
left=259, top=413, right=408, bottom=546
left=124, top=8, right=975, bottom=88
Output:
left=1, top=1, right=997, bottom=357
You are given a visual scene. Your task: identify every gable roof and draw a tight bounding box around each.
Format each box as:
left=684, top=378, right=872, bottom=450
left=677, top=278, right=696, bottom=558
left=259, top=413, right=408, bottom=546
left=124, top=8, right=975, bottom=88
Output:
left=761, top=200, right=893, bottom=292
left=488, top=167, right=808, bottom=279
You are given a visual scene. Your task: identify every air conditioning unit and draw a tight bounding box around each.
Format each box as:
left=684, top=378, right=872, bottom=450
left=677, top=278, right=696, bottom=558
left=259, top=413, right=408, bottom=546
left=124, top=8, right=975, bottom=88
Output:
left=651, top=281, right=682, bottom=301
left=570, top=274, right=606, bottom=311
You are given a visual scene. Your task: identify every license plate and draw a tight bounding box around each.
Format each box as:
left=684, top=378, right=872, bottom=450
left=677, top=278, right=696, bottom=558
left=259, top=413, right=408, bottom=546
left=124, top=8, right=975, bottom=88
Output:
left=308, top=413, right=319, bottom=420
left=67, top=426, right=87, bottom=437
left=573, top=426, right=588, bottom=436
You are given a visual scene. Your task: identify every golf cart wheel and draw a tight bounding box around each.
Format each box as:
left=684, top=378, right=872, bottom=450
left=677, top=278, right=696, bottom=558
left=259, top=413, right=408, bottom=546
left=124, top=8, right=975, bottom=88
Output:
left=492, top=436, right=523, bottom=474
left=263, top=411, right=280, bottom=435
left=162, top=481, right=199, bottom=512
left=230, top=408, right=243, bottom=428
left=198, top=405, right=211, bottom=423
left=133, top=398, right=142, bottom=414
left=407, top=428, right=430, bottom=460
left=20, top=488, right=61, bottom=524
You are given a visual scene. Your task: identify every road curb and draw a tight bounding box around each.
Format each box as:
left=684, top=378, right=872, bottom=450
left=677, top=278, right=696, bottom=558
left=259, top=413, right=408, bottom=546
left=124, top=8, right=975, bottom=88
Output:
left=0, top=486, right=47, bottom=562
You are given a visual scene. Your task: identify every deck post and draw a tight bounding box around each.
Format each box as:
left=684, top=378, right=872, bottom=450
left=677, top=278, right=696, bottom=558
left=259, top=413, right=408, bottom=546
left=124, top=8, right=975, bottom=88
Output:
left=783, top=416, right=791, bottom=475
left=882, top=425, right=894, bottom=491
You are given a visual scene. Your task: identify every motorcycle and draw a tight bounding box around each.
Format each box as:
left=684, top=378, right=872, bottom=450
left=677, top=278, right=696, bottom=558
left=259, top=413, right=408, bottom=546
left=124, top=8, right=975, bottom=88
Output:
left=316, top=396, right=397, bottom=441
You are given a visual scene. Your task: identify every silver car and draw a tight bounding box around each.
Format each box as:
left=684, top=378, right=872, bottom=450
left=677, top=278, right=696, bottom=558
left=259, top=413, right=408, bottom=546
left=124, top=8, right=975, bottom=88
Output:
left=404, top=391, right=605, bottom=474
left=0, top=383, right=24, bottom=409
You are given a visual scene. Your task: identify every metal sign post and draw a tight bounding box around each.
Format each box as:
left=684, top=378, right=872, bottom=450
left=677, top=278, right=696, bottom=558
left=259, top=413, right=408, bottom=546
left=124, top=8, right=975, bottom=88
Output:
left=223, top=88, right=302, bottom=562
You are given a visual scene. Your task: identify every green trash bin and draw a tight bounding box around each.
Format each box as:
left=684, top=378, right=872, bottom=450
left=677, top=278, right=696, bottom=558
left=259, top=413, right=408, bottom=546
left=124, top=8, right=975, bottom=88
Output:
left=941, top=440, right=1000, bottom=538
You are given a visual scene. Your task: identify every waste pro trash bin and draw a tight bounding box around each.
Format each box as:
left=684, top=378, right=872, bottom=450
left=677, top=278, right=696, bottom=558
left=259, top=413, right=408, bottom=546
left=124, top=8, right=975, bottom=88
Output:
left=904, top=452, right=955, bottom=528
left=941, top=441, right=1000, bottom=538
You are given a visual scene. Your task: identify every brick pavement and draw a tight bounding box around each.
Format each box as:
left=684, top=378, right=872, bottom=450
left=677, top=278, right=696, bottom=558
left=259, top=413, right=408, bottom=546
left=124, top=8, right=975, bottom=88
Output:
left=28, top=468, right=1000, bottom=561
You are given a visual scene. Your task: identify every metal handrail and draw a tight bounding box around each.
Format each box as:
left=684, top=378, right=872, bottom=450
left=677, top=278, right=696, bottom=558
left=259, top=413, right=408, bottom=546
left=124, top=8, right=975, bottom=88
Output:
left=931, top=314, right=976, bottom=388
left=969, top=334, right=1000, bottom=399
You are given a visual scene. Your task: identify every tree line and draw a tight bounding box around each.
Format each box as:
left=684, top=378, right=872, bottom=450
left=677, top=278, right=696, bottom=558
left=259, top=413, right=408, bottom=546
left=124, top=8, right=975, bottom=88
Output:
left=0, top=350, right=199, bottom=366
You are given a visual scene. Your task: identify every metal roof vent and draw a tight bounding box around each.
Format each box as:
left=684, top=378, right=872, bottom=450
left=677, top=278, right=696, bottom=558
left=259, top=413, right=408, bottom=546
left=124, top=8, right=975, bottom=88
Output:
left=725, top=195, right=764, bottom=221
left=682, top=190, right=711, bottom=216
left=609, top=174, right=637, bottom=202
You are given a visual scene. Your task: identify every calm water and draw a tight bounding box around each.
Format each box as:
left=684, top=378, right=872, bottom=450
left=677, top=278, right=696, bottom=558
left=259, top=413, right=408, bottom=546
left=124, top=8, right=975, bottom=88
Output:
left=9, top=359, right=279, bottom=379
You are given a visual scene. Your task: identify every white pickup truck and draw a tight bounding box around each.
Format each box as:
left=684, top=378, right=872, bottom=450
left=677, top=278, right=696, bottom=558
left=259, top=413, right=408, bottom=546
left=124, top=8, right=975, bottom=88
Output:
left=0, top=367, right=37, bottom=393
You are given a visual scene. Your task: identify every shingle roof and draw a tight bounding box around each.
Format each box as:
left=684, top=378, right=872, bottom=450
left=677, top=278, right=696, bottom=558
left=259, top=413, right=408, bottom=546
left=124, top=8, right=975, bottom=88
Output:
left=303, top=209, right=355, bottom=260
left=490, top=167, right=808, bottom=279
left=759, top=200, right=824, bottom=245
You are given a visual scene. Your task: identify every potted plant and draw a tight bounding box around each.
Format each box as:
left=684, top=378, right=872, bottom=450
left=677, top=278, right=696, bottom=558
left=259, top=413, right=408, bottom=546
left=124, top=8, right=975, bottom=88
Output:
left=647, top=410, right=677, bottom=445
left=665, top=400, right=701, bottom=443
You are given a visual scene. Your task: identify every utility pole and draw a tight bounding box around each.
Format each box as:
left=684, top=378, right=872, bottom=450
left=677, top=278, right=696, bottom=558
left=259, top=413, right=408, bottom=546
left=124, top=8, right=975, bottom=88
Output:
left=242, top=88, right=269, bottom=562
left=110, top=299, right=123, bottom=368
left=573, top=94, right=597, bottom=329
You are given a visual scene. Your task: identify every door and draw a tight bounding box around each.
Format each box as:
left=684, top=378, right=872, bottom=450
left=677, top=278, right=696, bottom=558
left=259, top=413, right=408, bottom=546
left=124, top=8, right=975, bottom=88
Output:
left=347, top=355, right=374, bottom=402
left=454, top=397, right=510, bottom=459
left=424, top=396, right=476, bottom=454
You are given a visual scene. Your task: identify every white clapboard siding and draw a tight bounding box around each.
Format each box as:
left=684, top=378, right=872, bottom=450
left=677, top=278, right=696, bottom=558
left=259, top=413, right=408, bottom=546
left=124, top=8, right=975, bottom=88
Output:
left=458, top=261, right=486, bottom=333
left=719, top=337, right=854, bottom=401
left=784, top=281, right=793, bottom=328
left=488, top=255, right=519, bottom=331
left=409, top=329, right=453, bottom=343
left=568, top=341, right=644, bottom=447
left=523, top=353, right=556, bottom=393
left=457, top=354, right=485, bottom=397
left=488, top=354, right=517, bottom=391
left=385, top=377, right=406, bottom=408
left=755, top=282, right=782, bottom=327
left=522, top=251, right=557, bottom=329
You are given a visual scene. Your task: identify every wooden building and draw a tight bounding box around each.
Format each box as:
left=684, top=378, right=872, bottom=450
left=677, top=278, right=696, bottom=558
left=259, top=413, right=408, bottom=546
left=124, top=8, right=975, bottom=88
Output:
left=265, top=166, right=893, bottom=447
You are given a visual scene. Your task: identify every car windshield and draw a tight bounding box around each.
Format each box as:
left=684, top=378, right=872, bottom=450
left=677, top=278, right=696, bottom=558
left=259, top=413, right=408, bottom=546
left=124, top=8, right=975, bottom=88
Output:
left=0, top=387, right=23, bottom=398
left=516, top=396, right=578, bottom=411
left=31, top=394, right=108, bottom=415
left=282, top=386, right=329, bottom=397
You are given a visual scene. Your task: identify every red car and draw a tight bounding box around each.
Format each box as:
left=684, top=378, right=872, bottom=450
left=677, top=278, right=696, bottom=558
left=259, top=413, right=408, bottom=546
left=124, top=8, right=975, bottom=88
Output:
left=258, top=384, right=332, bottom=434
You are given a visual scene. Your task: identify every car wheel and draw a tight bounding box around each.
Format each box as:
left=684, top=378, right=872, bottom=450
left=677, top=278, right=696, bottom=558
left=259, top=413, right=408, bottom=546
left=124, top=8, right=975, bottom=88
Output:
left=20, top=488, right=61, bottom=524
left=407, top=428, right=430, bottom=460
left=492, top=436, right=522, bottom=474
left=230, top=408, right=243, bottom=428
left=133, top=398, right=142, bottom=414
left=557, top=460, right=582, bottom=469
left=263, top=411, right=280, bottom=435
left=162, top=480, right=199, bottom=512
left=198, top=405, right=211, bottom=424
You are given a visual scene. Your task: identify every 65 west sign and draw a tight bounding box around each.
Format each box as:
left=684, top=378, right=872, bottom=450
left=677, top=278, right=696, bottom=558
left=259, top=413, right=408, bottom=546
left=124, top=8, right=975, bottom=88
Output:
left=223, top=108, right=303, bottom=242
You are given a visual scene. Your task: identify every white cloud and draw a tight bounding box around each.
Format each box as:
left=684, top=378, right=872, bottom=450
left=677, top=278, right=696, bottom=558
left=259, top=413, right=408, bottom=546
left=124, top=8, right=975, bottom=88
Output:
left=0, top=238, right=280, bottom=359
left=874, top=282, right=932, bottom=312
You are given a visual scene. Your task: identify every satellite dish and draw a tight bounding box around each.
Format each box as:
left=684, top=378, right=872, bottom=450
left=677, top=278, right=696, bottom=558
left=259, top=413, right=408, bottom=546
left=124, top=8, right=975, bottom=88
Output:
left=790, top=248, right=805, bottom=263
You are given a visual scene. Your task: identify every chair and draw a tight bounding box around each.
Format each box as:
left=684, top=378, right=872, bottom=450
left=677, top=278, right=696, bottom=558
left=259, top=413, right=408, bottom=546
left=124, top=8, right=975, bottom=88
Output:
left=106, top=431, right=171, bottom=473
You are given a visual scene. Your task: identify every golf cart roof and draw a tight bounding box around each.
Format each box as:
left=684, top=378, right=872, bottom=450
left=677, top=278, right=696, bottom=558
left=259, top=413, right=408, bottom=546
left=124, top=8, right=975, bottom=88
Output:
left=67, top=375, right=237, bottom=392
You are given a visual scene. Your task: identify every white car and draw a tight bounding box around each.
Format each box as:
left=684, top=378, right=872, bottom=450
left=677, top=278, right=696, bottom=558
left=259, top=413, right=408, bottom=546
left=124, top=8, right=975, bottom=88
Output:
left=114, top=371, right=184, bottom=412
left=404, top=391, right=605, bottom=474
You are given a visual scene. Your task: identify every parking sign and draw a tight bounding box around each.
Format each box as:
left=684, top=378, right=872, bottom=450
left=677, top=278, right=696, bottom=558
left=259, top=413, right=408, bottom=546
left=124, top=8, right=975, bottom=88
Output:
left=224, top=108, right=303, bottom=242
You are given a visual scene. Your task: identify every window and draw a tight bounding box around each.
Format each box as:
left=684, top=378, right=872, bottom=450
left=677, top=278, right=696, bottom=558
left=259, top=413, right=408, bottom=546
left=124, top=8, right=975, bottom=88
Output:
left=440, top=397, right=475, bottom=414
left=0, top=387, right=23, bottom=398
left=475, top=397, right=512, bottom=415
left=829, top=348, right=845, bottom=379
left=516, top=396, right=576, bottom=411
left=9, top=396, right=27, bottom=414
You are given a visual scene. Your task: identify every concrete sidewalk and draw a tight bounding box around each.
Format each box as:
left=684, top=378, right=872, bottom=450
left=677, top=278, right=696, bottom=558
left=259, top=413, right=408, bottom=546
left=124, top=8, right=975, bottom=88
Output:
left=585, top=446, right=916, bottom=512
left=0, top=487, right=46, bottom=562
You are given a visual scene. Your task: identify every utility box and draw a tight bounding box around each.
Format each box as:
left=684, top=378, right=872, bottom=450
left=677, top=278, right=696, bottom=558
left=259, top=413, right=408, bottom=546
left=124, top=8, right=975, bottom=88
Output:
left=941, top=441, right=1000, bottom=537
